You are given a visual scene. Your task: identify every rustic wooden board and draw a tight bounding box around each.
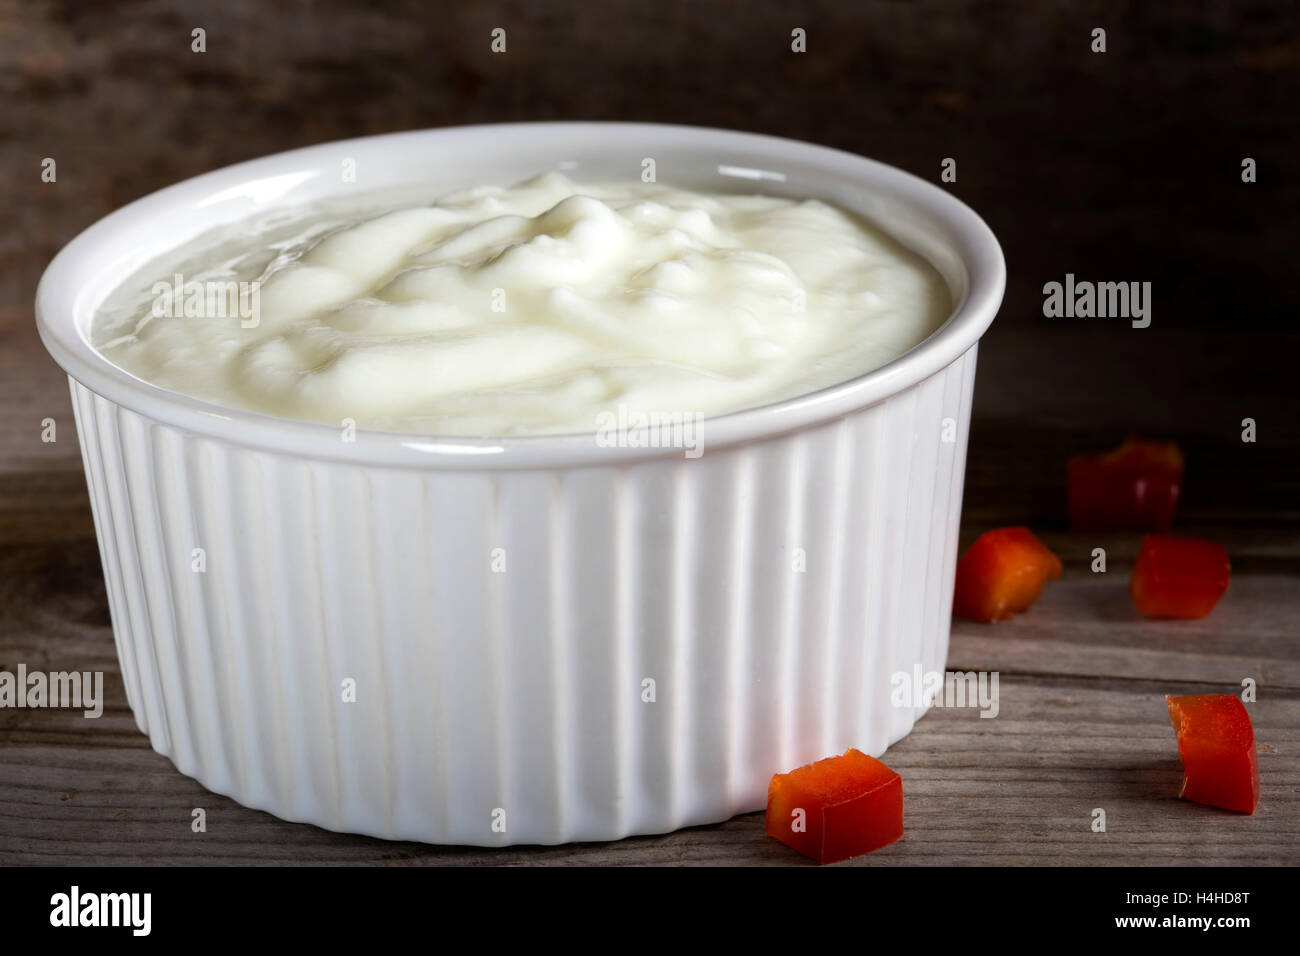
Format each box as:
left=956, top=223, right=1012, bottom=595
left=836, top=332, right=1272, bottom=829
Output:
left=2, top=319, right=1296, bottom=865
left=2, top=674, right=1295, bottom=866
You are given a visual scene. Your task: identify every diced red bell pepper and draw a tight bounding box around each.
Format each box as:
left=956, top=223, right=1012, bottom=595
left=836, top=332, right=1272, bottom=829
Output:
left=1068, top=437, right=1184, bottom=531
left=765, top=748, right=903, bottom=864
left=1166, top=694, right=1259, bottom=814
left=952, top=526, right=1062, bottom=622
left=1130, top=534, right=1230, bottom=619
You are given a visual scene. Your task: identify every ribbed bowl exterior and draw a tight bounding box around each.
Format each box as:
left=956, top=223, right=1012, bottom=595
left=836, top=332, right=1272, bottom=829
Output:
left=68, top=344, right=976, bottom=846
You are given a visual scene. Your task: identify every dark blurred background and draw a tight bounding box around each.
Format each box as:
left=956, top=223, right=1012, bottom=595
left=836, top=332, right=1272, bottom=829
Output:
left=3, top=0, right=1297, bottom=525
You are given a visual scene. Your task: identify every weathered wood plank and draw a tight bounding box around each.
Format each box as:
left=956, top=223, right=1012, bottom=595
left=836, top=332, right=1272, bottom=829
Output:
left=4, top=325, right=1296, bottom=863
left=1, top=678, right=1294, bottom=865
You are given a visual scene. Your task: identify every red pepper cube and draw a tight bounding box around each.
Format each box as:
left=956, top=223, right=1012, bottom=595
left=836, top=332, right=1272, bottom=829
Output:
left=1130, top=534, right=1230, bottom=619
left=952, top=526, right=1063, bottom=623
left=1166, top=694, right=1259, bottom=814
left=765, top=748, right=903, bottom=864
left=1068, top=437, right=1184, bottom=532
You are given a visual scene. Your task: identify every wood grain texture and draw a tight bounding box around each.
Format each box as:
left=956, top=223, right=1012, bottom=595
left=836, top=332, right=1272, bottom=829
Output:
left=2, top=325, right=1296, bottom=866
left=2, top=676, right=1295, bottom=866
left=2, top=1, right=1297, bottom=865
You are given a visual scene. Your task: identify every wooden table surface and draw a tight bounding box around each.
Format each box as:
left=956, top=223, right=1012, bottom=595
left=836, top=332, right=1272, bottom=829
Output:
left=3, top=310, right=1296, bottom=866
left=2, top=0, right=1296, bottom=866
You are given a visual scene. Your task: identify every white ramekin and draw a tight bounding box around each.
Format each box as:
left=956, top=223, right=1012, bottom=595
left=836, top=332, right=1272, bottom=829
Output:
left=36, top=123, right=1003, bottom=846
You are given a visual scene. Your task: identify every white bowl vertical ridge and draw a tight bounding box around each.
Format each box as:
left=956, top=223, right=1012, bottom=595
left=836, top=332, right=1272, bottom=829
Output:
left=67, top=340, right=977, bottom=845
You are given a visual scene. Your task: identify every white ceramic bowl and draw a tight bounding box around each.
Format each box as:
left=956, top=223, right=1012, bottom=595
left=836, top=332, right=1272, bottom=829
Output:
left=36, top=123, right=1004, bottom=846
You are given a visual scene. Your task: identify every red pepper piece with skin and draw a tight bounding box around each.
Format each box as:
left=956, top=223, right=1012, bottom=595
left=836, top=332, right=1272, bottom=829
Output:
left=1166, top=694, right=1259, bottom=814
left=952, top=526, right=1063, bottom=622
left=1068, top=437, right=1184, bottom=531
left=765, top=748, right=903, bottom=864
left=1130, top=534, right=1230, bottom=619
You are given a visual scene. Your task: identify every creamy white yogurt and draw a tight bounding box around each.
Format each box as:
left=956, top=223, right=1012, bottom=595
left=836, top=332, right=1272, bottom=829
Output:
left=92, top=173, right=951, bottom=436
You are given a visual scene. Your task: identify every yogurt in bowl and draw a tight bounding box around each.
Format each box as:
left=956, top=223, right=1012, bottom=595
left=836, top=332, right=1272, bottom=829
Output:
left=36, top=123, right=1003, bottom=845
left=92, top=173, right=950, bottom=436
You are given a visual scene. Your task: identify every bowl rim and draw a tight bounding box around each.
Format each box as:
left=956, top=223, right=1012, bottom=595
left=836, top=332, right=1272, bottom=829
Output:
left=36, top=121, right=1005, bottom=470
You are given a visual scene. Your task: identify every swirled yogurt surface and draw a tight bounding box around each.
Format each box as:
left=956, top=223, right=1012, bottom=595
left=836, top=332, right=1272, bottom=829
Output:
left=92, top=173, right=951, bottom=436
